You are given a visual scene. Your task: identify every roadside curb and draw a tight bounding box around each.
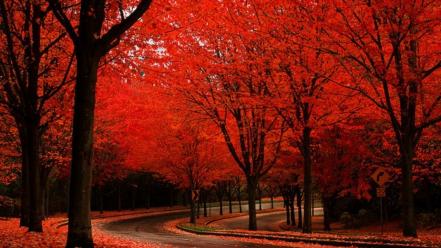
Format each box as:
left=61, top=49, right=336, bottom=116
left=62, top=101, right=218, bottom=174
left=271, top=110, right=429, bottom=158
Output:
left=176, top=223, right=437, bottom=248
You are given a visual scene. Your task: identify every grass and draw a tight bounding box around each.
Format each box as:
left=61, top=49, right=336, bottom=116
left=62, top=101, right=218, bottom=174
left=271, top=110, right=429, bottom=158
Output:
left=179, top=223, right=219, bottom=232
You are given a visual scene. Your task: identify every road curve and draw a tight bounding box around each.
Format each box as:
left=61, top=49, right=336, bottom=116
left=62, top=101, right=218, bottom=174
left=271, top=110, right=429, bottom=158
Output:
left=215, top=211, right=286, bottom=231
left=215, top=208, right=324, bottom=232
left=102, top=212, right=280, bottom=248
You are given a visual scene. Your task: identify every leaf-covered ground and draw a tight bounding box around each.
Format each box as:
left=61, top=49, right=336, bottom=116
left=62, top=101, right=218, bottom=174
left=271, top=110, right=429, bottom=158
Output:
left=0, top=217, right=161, bottom=248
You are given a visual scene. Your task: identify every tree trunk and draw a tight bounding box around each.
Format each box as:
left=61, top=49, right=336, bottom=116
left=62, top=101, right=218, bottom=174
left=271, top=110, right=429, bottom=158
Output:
left=247, top=177, right=258, bottom=230
left=27, top=121, right=43, bottom=232
left=66, top=50, right=99, bottom=248
left=19, top=131, right=30, bottom=227
left=302, top=127, right=312, bottom=233
left=290, top=195, right=296, bottom=226
left=190, top=188, right=196, bottom=224
left=19, top=156, right=30, bottom=227
left=297, top=190, right=303, bottom=229
left=203, top=195, right=208, bottom=217
left=270, top=194, right=274, bottom=209
left=284, top=195, right=290, bottom=225
left=401, top=150, right=416, bottom=237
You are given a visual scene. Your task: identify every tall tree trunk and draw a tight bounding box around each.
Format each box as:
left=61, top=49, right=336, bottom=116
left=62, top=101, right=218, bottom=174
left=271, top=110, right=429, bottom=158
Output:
left=19, top=132, right=30, bottom=227
left=302, top=127, right=312, bottom=233
left=401, top=147, right=416, bottom=237
left=290, top=194, right=296, bottom=226
left=27, top=121, right=43, bottom=232
left=297, top=190, right=303, bottom=229
left=189, top=188, right=196, bottom=224
left=203, top=194, right=208, bottom=217
left=247, top=177, right=258, bottom=230
left=284, top=195, right=290, bottom=225
left=66, top=51, right=99, bottom=248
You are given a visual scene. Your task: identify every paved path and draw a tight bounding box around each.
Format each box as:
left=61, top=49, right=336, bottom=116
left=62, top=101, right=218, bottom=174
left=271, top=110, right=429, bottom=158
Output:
left=103, top=212, right=280, bottom=248
left=215, top=208, right=324, bottom=232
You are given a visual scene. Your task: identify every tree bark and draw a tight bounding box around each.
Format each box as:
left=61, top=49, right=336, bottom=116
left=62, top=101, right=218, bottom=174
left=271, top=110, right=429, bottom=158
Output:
left=284, top=195, right=290, bottom=225
left=189, top=188, right=196, bottom=224
left=19, top=132, right=30, bottom=227
left=247, top=177, right=258, bottom=230
left=203, top=194, right=208, bottom=217
left=401, top=149, right=416, bottom=237
left=297, top=189, right=303, bottom=229
left=302, top=127, right=312, bottom=233
left=66, top=50, right=99, bottom=248
left=289, top=194, right=296, bottom=226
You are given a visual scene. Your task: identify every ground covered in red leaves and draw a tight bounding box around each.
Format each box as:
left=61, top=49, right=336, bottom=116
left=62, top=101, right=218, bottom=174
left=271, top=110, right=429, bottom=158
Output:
left=0, top=217, right=160, bottom=248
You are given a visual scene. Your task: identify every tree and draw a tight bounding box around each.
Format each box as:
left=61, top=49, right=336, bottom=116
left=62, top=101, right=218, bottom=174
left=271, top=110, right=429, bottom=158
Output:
left=325, top=0, right=441, bottom=236
left=48, top=0, right=154, bottom=246
left=0, top=0, right=74, bottom=231
left=164, top=0, right=287, bottom=230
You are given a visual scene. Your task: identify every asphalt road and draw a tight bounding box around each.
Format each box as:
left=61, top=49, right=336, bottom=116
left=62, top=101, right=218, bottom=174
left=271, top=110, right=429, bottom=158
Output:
left=216, top=211, right=286, bottom=231
left=103, top=211, right=280, bottom=248
left=216, top=208, right=324, bottom=231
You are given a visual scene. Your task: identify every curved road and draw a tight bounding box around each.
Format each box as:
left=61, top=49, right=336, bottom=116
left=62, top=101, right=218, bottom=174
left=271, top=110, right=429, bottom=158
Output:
left=217, top=208, right=324, bottom=231
left=103, top=212, right=280, bottom=248
left=216, top=211, right=286, bottom=231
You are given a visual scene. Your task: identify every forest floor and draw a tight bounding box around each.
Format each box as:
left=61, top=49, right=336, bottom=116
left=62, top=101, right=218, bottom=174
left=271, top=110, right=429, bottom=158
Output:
left=0, top=206, right=186, bottom=248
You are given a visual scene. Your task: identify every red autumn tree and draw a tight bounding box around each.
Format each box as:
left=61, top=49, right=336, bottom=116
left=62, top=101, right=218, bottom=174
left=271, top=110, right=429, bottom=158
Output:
left=0, top=0, right=74, bottom=231
left=325, top=0, right=441, bottom=236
